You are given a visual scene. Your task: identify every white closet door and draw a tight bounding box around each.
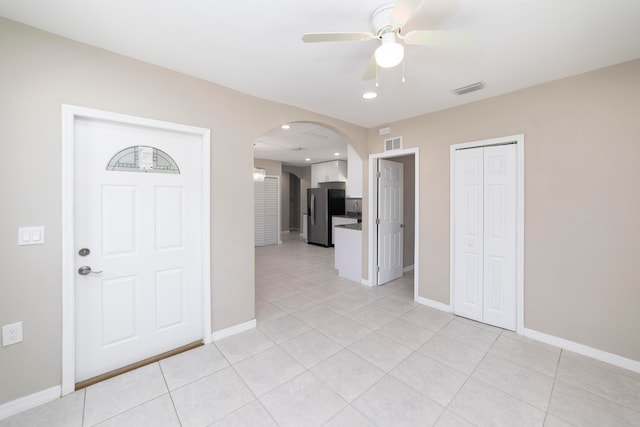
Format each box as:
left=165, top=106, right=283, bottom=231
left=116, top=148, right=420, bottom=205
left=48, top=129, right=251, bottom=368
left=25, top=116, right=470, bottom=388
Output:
left=263, top=177, right=278, bottom=245
left=254, top=177, right=278, bottom=247
left=453, top=148, right=484, bottom=322
left=483, top=145, right=517, bottom=330
left=254, top=180, right=265, bottom=246
left=453, top=144, right=517, bottom=331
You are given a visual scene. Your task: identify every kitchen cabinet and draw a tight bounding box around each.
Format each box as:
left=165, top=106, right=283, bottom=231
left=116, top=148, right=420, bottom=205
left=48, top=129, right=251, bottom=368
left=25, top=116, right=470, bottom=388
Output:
left=332, top=216, right=358, bottom=251
left=334, top=224, right=362, bottom=283
left=311, top=160, right=346, bottom=187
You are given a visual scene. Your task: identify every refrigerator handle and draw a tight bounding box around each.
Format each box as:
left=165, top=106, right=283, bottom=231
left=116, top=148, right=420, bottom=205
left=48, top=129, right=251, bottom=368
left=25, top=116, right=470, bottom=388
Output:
left=310, top=193, right=316, bottom=226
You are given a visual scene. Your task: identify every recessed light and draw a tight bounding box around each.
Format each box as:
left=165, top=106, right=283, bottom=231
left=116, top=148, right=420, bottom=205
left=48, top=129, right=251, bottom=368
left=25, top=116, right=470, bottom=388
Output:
left=362, top=92, right=377, bottom=100
left=334, top=152, right=340, bottom=156
left=281, top=124, right=291, bottom=130
left=305, top=158, right=311, bottom=162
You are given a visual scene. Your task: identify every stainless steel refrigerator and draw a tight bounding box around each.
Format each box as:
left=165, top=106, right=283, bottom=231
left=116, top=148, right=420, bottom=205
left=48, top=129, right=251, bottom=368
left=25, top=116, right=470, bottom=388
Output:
left=307, top=187, right=345, bottom=247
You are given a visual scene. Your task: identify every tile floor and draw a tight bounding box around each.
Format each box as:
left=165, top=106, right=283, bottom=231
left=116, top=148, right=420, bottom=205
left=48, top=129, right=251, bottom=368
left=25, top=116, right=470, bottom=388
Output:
left=2, top=233, right=640, bottom=426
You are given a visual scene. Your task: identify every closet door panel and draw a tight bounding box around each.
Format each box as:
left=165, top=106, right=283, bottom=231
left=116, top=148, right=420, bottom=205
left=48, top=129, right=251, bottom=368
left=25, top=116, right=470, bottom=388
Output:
left=453, top=149, right=484, bottom=322
left=483, top=145, right=517, bottom=330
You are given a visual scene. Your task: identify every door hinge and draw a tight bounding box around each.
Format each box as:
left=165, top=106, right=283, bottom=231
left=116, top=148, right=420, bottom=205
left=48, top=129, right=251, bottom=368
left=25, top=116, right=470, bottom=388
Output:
left=376, top=171, right=381, bottom=178
left=377, top=266, right=380, bottom=272
left=376, top=218, right=380, bottom=225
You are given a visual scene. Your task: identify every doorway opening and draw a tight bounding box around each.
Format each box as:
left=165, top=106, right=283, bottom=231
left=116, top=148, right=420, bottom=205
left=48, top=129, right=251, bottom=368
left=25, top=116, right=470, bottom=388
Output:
left=368, top=148, right=419, bottom=299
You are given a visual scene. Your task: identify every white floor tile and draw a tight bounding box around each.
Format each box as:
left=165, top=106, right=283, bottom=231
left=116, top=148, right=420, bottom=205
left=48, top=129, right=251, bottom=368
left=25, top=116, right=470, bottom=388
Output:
left=352, top=375, right=445, bottom=427
left=83, top=363, right=168, bottom=426
left=209, top=400, right=278, bottom=427
left=438, top=317, right=500, bottom=353
left=556, top=351, right=640, bottom=412
left=490, top=332, right=561, bottom=378
left=368, top=296, right=416, bottom=317
left=159, top=343, right=229, bottom=390
left=324, top=406, right=376, bottom=427
left=215, top=328, right=275, bottom=364
left=279, top=329, right=343, bottom=368
left=310, top=350, right=385, bottom=402
left=418, top=334, right=486, bottom=375
left=94, top=394, right=179, bottom=427
left=390, top=352, right=468, bottom=407
left=449, top=378, right=546, bottom=427
left=290, top=304, right=342, bottom=328
left=316, top=317, right=372, bottom=347
left=0, top=389, right=85, bottom=427
left=399, top=305, right=455, bottom=333
left=257, top=314, right=311, bottom=344
left=171, top=367, right=255, bottom=427
left=348, top=331, right=413, bottom=372
left=472, top=353, right=554, bottom=411
left=233, top=346, right=305, bottom=396
left=260, top=372, right=347, bottom=427
left=548, top=380, right=640, bottom=427
left=345, top=305, right=396, bottom=330
left=434, top=410, right=476, bottom=427
left=376, top=318, right=435, bottom=350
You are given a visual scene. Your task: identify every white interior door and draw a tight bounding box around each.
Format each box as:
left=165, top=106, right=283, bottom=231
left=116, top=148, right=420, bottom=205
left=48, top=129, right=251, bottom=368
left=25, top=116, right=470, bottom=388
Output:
left=377, top=159, right=404, bottom=285
left=453, top=144, right=517, bottom=330
left=74, top=117, right=204, bottom=382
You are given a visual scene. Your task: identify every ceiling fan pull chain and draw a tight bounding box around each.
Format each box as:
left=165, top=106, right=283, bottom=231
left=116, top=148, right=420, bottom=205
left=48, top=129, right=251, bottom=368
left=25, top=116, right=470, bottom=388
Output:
left=402, top=59, right=406, bottom=83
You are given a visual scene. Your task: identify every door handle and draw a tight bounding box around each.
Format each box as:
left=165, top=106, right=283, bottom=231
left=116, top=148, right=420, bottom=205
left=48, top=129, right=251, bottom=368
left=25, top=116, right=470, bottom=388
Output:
left=78, top=265, right=103, bottom=275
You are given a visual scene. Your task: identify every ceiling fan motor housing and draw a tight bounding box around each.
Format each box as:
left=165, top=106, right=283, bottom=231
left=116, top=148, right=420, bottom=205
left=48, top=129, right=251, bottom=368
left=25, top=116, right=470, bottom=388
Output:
left=371, top=4, right=396, bottom=37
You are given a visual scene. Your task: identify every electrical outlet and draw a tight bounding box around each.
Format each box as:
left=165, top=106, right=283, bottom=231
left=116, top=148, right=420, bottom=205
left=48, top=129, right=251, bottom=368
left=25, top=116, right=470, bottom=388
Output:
left=2, top=322, right=23, bottom=346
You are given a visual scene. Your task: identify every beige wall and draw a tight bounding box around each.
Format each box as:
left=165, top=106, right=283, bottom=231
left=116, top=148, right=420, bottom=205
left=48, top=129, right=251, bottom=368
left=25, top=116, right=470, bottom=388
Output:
left=0, top=18, right=367, bottom=405
left=368, top=59, right=640, bottom=362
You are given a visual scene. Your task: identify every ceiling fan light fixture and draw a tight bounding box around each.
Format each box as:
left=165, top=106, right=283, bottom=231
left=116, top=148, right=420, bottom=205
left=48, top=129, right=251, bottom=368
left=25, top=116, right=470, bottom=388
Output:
left=375, top=32, right=404, bottom=68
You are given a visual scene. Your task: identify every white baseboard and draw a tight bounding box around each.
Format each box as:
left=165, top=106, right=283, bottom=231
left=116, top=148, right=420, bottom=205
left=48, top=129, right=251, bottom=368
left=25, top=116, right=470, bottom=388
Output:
left=415, top=295, right=452, bottom=312
left=211, top=319, right=256, bottom=341
left=403, top=265, right=415, bottom=273
left=522, top=328, right=640, bottom=374
left=360, top=278, right=372, bottom=287
left=0, top=386, right=60, bottom=421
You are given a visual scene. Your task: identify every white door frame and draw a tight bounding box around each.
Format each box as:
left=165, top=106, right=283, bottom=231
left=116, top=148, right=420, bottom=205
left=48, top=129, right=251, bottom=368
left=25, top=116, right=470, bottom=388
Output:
left=450, top=134, right=525, bottom=333
left=60, top=105, right=211, bottom=395
left=368, top=148, right=419, bottom=298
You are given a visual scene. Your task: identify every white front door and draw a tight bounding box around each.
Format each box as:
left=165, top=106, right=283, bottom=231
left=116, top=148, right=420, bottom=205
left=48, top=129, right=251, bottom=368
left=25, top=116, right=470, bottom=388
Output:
left=453, top=144, right=517, bottom=330
left=74, top=117, right=204, bottom=382
left=377, top=159, right=404, bottom=285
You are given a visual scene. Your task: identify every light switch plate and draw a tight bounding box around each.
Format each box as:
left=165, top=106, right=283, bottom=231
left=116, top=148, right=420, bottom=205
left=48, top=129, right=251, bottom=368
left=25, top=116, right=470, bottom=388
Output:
left=17, top=226, right=45, bottom=245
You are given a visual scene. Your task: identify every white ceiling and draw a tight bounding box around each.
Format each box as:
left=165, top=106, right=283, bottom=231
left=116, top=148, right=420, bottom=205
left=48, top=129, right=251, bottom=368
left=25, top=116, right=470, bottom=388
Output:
left=255, top=122, right=348, bottom=167
left=2, top=0, right=640, bottom=164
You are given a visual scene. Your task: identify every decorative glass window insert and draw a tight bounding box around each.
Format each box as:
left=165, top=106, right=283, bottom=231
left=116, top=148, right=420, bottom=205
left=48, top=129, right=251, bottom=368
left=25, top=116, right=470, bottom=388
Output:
left=107, top=146, right=180, bottom=174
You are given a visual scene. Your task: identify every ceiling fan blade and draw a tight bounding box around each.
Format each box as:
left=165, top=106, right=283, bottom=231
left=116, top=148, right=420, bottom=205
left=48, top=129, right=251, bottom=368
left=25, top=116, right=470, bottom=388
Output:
left=302, top=32, right=375, bottom=43
left=403, top=30, right=472, bottom=48
left=391, top=0, right=425, bottom=26
left=361, top=55, right=377, bottom=81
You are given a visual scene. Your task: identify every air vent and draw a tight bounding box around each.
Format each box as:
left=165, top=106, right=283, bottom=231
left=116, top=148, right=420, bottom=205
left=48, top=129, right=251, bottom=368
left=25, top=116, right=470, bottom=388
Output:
left=453, top=81, right=485, bottom=95
left=384, top=137, right=402, bottom=151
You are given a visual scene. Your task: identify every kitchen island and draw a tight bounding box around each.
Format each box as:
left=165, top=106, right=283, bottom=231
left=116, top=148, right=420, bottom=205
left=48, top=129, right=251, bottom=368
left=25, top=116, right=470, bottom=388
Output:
left=334, top=222, right=362, bottom=283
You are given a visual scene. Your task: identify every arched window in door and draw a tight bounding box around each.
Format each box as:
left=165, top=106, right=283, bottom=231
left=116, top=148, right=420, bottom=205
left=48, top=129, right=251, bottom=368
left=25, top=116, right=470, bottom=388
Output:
left=106, top=146, right=180, bottom=174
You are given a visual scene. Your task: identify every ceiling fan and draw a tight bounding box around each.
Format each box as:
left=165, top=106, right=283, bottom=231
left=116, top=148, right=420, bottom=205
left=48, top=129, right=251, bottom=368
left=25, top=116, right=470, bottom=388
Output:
left=302, top=0, right=466, bottom=80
